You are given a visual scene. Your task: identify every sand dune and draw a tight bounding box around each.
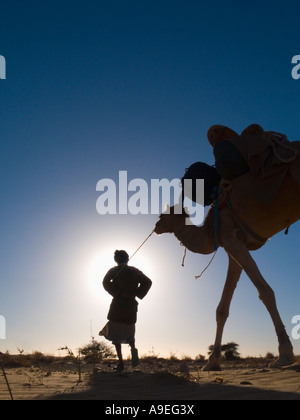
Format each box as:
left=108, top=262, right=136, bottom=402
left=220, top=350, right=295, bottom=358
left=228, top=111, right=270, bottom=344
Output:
left=1, top=362, right=299, bottom=400
left=47, top=368, right=300, bottom=401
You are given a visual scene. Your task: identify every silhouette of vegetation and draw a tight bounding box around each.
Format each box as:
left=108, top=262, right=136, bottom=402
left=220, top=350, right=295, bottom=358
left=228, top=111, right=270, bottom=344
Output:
left=208, top=342, right=241, bottom=361
left=58, top=346, right=83, bottom=382
left=79, top=339, right=115, bottom=363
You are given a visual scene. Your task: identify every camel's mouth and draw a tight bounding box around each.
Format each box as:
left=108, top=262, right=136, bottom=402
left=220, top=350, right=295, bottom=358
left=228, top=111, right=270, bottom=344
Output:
left=154, top=220, right=163, bottom=235
left=154, top=215, right=176, bottom=235
left=154, top=206, right=188, bottom=235
left=154, top=214, right=173, bottom=234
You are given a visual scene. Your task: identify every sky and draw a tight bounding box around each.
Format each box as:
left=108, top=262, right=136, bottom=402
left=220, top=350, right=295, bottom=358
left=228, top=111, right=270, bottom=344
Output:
left=0, top=0, right=300, bottom=359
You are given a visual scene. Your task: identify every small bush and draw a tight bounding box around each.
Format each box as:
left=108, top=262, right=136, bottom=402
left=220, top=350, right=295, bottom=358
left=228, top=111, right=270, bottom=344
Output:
left=195, top=354, right=206, bottom=362
left=265, top=352, right=275, bottom=360
left=208, top=342, right=241, bottom=361
left=79, top=339, right=115, bottom=364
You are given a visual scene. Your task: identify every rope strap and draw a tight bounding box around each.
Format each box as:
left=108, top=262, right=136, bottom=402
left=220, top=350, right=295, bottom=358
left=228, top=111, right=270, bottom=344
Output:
left=129, top=230, right=154, bottom=262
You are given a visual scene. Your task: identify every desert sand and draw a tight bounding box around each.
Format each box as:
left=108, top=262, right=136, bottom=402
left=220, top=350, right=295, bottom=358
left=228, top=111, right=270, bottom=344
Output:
left=1, top=360, right=300, bottom=400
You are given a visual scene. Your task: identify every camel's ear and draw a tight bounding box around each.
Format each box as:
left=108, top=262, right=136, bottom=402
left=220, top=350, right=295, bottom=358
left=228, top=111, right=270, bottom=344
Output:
left=183, top=206, right=190, bottom=216
left=164, top=203, right=170, bottom=213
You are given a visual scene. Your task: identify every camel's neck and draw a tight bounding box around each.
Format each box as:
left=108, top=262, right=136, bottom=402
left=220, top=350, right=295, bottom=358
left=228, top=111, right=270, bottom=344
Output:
left=173, top=209, right=215, bottom=255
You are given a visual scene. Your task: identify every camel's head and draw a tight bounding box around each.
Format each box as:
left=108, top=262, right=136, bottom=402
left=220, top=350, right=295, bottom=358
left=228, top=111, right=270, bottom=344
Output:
left=154, top=204, right=187, bottom=235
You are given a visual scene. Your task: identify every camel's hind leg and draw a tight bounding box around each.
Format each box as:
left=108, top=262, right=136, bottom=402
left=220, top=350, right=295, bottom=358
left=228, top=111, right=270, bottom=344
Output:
left=223, top=234, right=295, bottom=368
left=203, top=256, right=242, bottom=371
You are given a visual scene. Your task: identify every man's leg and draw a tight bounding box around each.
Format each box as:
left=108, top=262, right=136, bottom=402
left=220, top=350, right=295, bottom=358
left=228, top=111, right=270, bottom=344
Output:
left=130, top=340, right=139, bottom=368
left=114, top=344, right=124, bottom=371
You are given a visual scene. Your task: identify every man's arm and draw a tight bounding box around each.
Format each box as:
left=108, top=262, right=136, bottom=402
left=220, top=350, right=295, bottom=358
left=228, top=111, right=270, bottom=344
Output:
left=135, top=271, right=152, bottom=300
left=103, top=267, right=122, bottom=297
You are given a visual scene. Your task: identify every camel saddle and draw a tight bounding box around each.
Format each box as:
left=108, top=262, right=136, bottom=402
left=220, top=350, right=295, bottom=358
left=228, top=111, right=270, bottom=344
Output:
left=208, top=124, right=300, bottom=205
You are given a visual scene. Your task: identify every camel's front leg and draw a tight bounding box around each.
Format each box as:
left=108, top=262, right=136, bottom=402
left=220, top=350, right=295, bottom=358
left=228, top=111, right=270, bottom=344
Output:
left=203, top=256, right=242, bottom=371
left=223, top=235, right=295, bottom=367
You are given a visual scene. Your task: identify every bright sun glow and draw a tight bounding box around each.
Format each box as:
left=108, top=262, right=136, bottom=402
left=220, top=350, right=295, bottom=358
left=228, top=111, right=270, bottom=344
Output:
left=83, top=236, right=161, bottom=309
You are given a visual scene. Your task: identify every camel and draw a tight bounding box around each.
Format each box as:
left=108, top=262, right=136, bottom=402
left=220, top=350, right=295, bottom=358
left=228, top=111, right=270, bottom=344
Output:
left=154, top=169, right=300, bottom=371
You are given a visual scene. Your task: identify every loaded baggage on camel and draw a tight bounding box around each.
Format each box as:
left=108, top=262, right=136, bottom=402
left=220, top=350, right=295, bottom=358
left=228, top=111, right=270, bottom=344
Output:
left=182, top=124, right=300, bottom=207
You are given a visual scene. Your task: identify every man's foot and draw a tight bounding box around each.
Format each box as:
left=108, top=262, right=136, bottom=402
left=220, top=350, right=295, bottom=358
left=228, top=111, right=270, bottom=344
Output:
left=114, top=362, right=124, bottom=372
left=131, top=348, right=139, bottom=368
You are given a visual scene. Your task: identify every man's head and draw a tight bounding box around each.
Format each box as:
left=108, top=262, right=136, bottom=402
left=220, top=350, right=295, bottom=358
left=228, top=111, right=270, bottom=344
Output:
left=114, top=250, right=129, bottom=265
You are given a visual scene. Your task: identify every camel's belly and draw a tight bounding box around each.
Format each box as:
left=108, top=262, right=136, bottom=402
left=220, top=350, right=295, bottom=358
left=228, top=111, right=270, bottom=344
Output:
left=229, top=172, right=300, bottom=239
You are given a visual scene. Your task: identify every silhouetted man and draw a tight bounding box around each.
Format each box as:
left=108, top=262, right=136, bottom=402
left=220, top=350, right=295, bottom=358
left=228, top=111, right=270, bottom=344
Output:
left=100, top=250, right=152, bottom=371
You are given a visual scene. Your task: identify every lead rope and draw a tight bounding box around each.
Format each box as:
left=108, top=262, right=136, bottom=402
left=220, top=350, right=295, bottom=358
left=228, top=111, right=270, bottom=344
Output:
left=265, top=131, right=299, bottom=163
left=194, top=250, right=217, bottom=279
left=181, top=246, right=187, bottom=267
left=111, top=230, right=155, bottom=282
left=182, top=186, right=221, bottom=278
left=129, top=230, right=155, bottom=262
left=181, top=245, right=218, bottom=279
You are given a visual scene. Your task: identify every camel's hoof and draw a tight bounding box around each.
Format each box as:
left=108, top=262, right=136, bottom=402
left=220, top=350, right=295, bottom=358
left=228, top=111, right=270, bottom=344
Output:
left=269, top=356, right=296, bottom=369
left=281, top=363, right=300, bottom=372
